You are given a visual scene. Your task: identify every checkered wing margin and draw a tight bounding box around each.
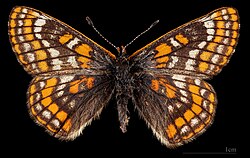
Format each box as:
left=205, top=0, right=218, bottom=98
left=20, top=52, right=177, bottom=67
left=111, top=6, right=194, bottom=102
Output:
left=9, top=6, right=116, bottom=76
left=129, top=7, right=239, bottom=79
left=130, top=7, right=239, bottom=148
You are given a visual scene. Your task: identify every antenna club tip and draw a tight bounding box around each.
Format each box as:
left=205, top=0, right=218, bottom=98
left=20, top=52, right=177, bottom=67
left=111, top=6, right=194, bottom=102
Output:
left=152, top=20, right=160, bottom=26
left=86, top=16, right=93, bottom=26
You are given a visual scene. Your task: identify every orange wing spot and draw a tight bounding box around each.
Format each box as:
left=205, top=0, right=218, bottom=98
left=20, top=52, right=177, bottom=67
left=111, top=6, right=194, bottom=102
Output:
left=166, top=84, right=176, bottom=98
left=203, top=82, right=212, bottom=90
left=225, top=46, right=233, bottom=56
left=24, top=19, right=33, bottom=26
left=191, top=104, right=202, bottom=115
left=175, top=34, right=189, bottom=45
left=69, top=80, right=81, bottom=94
left=156, top=63, right=167, bottom=68
left=230, top=39, right=236, bottom=46
left=23, top=27, right=32, bottom=34
left=192, top=94, right=203, bottom=105
left=45, top=78, right=57, bottom=88
left=29, top=95, right=34, bottom=105
left=214, top=16, right=223, bottom=20
left=31, top=106, right=37, bottom=115
left=10, top=20, right=16, bottom=28
left=31, top=41, right=41, bottom=50
left=156, top=56, right=169, bottom=63
left=30, top=84, right=36, bottom=94
left=56, top=111, right=68, bottom=122
left=48, top=103, right=59, bottom=114
left=151, top=80, right=159, bottom=92
left=37, top=116, right=46, bottom=125
left=216, top=29, right=225, bottom=36
left=14, top=44, right=21, bottom=54
left=182, top=132, right=194, bottom=140
left=207, top=43, right=217, bottom=52
left=26, top=14, right=36, bottom=18
left=205, top=115, right=212, bottom=124
left=87, top=77, right=94, bottom=89
left=217, top=21, right=225, bottom=29
left=194, top=124, right=205, bottom=133
left=166, top=124, right=177, bottom=139
left=10, top=29, right=15, bottom=36
left=208, top=93, right=215, bottom=103
left=232, top=31, right=238, bottom=38
left=75, top=44, right=92, bottom=57
left=18, top=55, right=28, bottom=64
left=77, top=56, right=90, bottom=69
left=10, top=12, right=18, bottom=19
left=200, top=51, right=212, bottom=61
left=59, top=33, right=73, bottom=44
left=227, top=8, right=236, bottom=14
left=47, top=125, right=57, bottom=133
left=213, top=36, right=223, bottom=43
left=219, top=56, right=228, bottom=66
left=41, top=97, right=52, bottom=107
left=63, top=119, right=72, bottom=132
left=38, top=61, right=49, bottom=71
left=175, top=117, right=185, bottom=128
left=230, top=14, right=238, bottom=21
left=209, top=103, right=214, bottom=114
left=154, top=43, right=172, bottom=58
left=36, top=50, right=47, bottom=60
left=41, top=87, right=53, bottom=98
left=189, top=85, right=200, bottom=95
left=184, top=110, right=195, bottom=122
left=13, top=7, right=22, bottom=12
left=25, top=34, right=34, bottom=41
left=232, top=22, right=239, bottom=30
left=199, top=62, right=209, bottom=72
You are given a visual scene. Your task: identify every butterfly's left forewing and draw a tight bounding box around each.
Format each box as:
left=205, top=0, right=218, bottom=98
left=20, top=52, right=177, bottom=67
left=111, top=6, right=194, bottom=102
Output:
left=129, top=7, right=239, bottom=148
left=9, top=6, right=116, bottom=76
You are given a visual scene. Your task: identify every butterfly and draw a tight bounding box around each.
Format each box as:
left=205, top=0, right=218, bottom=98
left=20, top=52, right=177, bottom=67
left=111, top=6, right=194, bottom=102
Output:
left=8, top=6, right=239, bottom=148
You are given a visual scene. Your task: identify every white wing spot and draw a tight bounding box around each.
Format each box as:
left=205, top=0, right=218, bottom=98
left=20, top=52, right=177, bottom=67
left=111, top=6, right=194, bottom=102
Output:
left=204, top=20, right=215, bottom=28
left=52, top=119, right=60, bottom=127
left=198, top=41, right=207, bottom=49
left=42, top=110, right=51, bottom=119
left=34, top=19, right=46, bottom=26
left=48, top=48, right=60, bottom=57
left=67, top=37, right=80, bottom=49
left=189, top=49, right=199, bottom=58
left=42, top=40, right=50, bottom=47
left=60, top=75, right=75, bottom=83
left=26, top=52, right=35, bottom=62
left=67, top=56, right=79, bottom=68
left=190, top=118, right=199, bottom=126
left=170, top=37, right=181, bottom=47
left=34, top=27, right=42, bottom=32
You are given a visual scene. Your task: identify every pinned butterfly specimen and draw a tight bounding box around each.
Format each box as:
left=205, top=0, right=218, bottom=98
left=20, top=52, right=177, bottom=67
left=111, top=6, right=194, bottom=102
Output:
left=8, top=6, right=239, bottom=148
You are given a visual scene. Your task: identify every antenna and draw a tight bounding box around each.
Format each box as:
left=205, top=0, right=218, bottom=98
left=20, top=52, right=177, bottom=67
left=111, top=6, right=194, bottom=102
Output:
left=86, top=16, right=118, bottom=50
left=86, top=17, right=159, bottom=53
left=122, top=19, right=159, bottom=52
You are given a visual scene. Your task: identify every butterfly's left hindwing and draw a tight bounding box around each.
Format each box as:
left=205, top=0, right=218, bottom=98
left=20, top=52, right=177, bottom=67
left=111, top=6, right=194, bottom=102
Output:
left=28, top=75, right=114, bottom=140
